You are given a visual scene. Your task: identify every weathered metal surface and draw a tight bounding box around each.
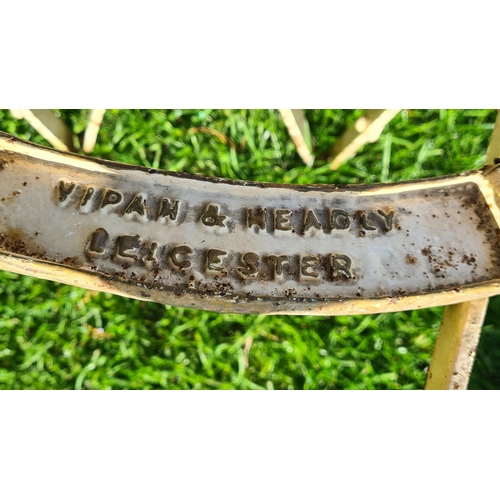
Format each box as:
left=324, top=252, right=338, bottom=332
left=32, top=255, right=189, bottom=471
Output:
left=425, top=297, right=489, bottom=390
left=2, top=131, right=500, bottom=315
left=423, top=111, right=500, bottom=389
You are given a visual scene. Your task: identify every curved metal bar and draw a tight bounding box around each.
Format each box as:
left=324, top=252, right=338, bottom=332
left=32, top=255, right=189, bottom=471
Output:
left=2, top=131, right=500, bottom=315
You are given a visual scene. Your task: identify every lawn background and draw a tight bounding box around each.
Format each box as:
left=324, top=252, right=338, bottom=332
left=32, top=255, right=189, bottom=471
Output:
left=1, top=108, right=499, bottom=389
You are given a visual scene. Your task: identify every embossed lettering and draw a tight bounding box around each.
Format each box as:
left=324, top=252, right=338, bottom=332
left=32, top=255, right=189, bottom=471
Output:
left=275, top=209, right=292, bottom=231
left=125, top=195, right=146, bottom=217
left=158, top=198, right=179, bottom=221
left=237, top=252, right=259, bottom=279
left=170, top=245, right=193, bottom=269
left=357, top=210, right=376, bottom=231
left=58, top=181, right=75, bottom=203
left=300, top=255, right=319, bottom=278
left=144, top=242, right=159, bottom=265
left=302, top=209, right=322, bottom=234
left=267, top=255, right=290, bottom=277
left=207, top=249, right=228, bottom=272
left=331, top=209, right=350, bottom=230
left=202, top=205, right=226, bottom=227
left=80, top=187, right=94, bottom=207
left=115, top=235, right=141, bottom=261
left=247, top=208, right=266, bottom=230
left=375, top=209, right=395, bottom=231
left=101, top=190, right=123, bottom=208
left=330, top=253, right=353, bottom=280
left=88, top=228, right=109, bottom=254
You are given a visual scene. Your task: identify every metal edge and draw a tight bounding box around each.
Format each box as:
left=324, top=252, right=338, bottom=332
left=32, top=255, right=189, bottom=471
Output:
left=1, top=251, right=500, bottom=316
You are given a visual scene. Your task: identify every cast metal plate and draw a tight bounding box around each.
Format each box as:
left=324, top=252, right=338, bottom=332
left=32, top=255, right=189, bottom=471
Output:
left=2, top=132, right=500, bottom=315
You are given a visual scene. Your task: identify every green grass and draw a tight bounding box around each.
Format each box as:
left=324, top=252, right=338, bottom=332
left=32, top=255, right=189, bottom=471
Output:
left=0, top=109, right=499, bottom=389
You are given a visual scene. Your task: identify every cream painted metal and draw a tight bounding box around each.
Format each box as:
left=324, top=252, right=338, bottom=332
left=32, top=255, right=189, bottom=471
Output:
left=424, top=111, right=500, bottom=389
left=10, top=109, right=77, bottom=152
left=82, top=109, right=106, bottom=153
left=330, top=109, right=401, bottom=170
left=425, top=298, right=489, bottom=389
left=279, top=109, right=314, bottom=166
left=279, top=109, right=400, bottom=171
left=2, top=131, right=500, bottom=316
left=10, top=109, right=106, bottom=154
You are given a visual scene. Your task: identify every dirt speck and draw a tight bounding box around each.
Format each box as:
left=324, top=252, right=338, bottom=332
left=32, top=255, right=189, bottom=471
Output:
left=421, top=247, right=431, bottom=257
left=462, top=254, right=476, bottom=266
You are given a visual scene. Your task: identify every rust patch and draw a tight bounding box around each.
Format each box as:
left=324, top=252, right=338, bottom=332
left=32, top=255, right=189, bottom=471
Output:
left=462, top=254, right=477, bottom=266
left=61, top=256, right=83, bottom=268
left=405, top=254, right=417, bottom=265
left=0, top=230, right=48, bottom=262
left=0, top=230, right=29, bottom=255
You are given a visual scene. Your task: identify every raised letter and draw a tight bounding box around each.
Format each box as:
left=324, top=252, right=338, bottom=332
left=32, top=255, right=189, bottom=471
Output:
left=88, top=228, right=109, bottom=254
left=158, top=199, right=179, bottom=221
left=170, top=245, right=193, bottom=269
left=302, top=209, right=322, bottom=233
left=357, top=210, right=376, bottom=231
left=300, top=255, right=319, bottom=278
left=237, top=252, right=259, bottom=279
left=58, top=181, right=75, bottom=203
left=207, top=249, right=228, bottom=272
left=375, top=209, right=395, bottom=232
left=125, top=195, right=146, bottom=217
left=330, top=253, right=353, bottom=280
left=115, top=235, right=141, bottom=261
left=267, top=255, right=290, bottom=278
left=80, top=187, right=94, bottom=207
left=331, top=209, right=350, bottom=230
left=275, top=209, right=292, bottom=231
left=101, top=190, right=123, bottom=208
left=144, top=242, right=159, bottom=265
left=247, top=208, right=266, bottom=230
left=202, top=205, right=226, bottom=227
